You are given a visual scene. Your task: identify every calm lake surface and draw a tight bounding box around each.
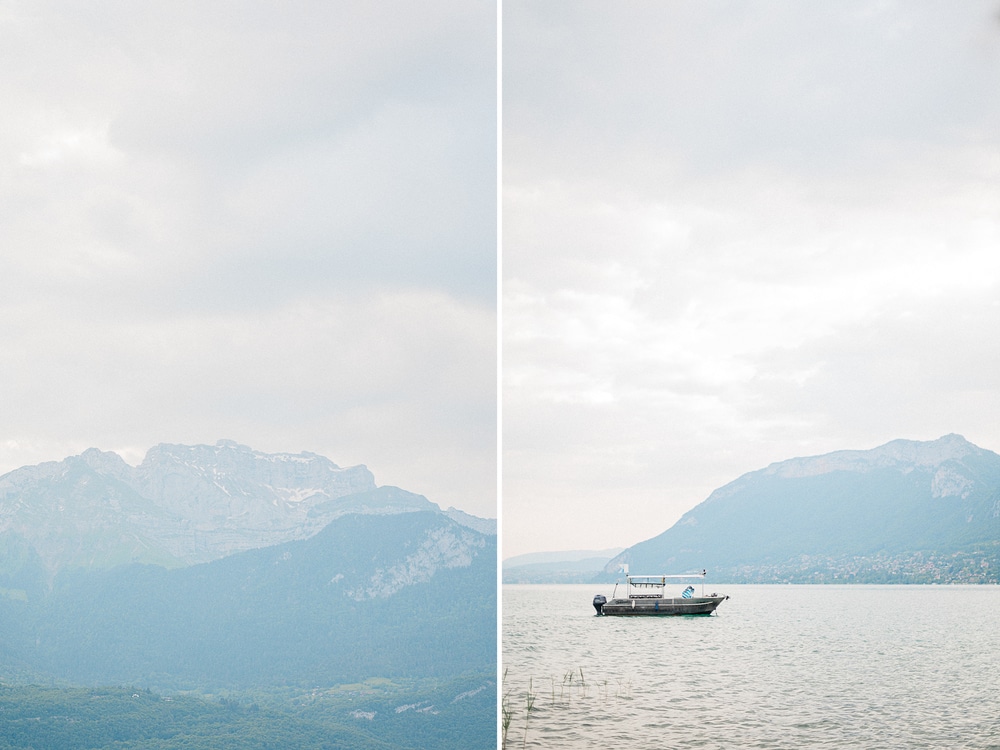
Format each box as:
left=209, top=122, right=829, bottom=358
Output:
left=502, top=584, right=1000, bottom=749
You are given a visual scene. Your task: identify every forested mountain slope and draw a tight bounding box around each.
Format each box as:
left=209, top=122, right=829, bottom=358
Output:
left=0, top=443, right=497, bottom=748
left=2, top=512, right=494, bottom=688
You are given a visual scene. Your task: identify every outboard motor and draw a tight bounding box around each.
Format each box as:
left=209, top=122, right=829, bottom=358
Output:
left=593, top=594, right=607, bottom=615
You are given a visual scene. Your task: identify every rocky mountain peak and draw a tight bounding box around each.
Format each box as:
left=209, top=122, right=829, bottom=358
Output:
left=760, top=434, right=981, bottom=481
left=0, top=441, right=486, bottom=577
left=137, top=440, right=372, bottom=488
left=79, top=448, right=134, bottom=482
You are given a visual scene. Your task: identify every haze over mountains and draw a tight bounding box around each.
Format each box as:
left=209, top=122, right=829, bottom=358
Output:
left=502, top=548, right=623, bottom=584
left=0, top=441, right=496, bottom=748
left=0, top=439, right=491, bottom=580
left=597, top=434, right=1000, bottom=584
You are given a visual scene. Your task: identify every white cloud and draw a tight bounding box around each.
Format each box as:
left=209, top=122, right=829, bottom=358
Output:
left=0, top=1, right=496, bottom=518
left=503, top=0, right=1000, bottom=557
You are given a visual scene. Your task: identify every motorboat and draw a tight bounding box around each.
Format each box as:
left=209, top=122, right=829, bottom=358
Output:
left=593, top=567, right=727, bottom=616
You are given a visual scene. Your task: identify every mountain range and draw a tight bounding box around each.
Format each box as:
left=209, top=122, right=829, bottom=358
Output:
left=600, top=434, right=1000, bottom=584
left=0, top=441, right=496, bottom=747
left=502, top=548, right=623, bottom=584
left=0, top=439, right=491, bottom=585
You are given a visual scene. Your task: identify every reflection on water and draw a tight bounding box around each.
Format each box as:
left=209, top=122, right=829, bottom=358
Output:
left=502, top=584, right=1000, bottom=749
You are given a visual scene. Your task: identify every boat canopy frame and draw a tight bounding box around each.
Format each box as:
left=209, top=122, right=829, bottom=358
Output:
left=613, top=569, right=708, bottom=600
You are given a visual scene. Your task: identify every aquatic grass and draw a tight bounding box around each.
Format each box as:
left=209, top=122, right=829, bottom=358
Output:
left=615, top=676, right=633, bottom=700
left=559, top=670, right=571, bottom=702
left=522, top=678, right=536, bottom=750
left=503, top=667, right=632, bottom=747
left=501, top=668, right=515, bottom=750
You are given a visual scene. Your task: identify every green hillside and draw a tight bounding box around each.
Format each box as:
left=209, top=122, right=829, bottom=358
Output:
left=0, top=512, right=496, bottom=748
left=0, top=678, right=495, bottom=750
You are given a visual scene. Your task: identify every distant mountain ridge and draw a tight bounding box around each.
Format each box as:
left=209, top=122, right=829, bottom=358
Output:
left=740, top=432, right=993, bottom=484
left=603, top=434, right=1000, bottom=584
left=502, top=548, right=624, bottom=584
left=0, top=440, right=493, bottom=581
left=503, top=548, right=625, bottom=567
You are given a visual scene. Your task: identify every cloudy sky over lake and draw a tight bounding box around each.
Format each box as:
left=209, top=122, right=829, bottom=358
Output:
left=0, top=1, right=496, bottom=517
left=503, top=1, right=1000, bottom=557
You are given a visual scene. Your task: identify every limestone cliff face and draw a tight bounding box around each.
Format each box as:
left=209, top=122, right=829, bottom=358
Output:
left=346, top=524, right=488, bottom=600
left=0, top=440, right=487, bottom=577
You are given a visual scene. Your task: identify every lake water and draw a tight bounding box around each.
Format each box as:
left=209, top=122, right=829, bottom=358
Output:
left=502, top=584, right=1000, bottom=749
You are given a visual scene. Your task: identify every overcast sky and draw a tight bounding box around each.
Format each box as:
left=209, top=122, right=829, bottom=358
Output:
left=0, top=1, right=496, bottom=518
left=503, top=1, right=1000, bottom=558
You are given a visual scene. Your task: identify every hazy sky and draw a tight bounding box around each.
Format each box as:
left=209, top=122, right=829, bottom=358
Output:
left=503, top=1, right=1000, bottom=558
left=0, top=1, right=496, bottom=518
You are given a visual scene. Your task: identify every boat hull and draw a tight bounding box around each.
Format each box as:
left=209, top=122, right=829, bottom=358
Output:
left=599, top=596, right=726, bottom=616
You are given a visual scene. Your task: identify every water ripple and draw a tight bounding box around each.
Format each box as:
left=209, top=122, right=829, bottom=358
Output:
left=503, top=584, right=1000, bottom=749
